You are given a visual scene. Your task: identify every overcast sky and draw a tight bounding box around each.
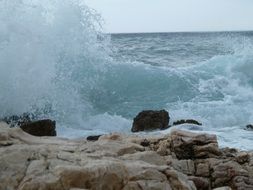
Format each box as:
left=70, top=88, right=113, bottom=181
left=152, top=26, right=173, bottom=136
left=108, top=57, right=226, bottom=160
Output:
left=84, top=0, right=253, bottom=33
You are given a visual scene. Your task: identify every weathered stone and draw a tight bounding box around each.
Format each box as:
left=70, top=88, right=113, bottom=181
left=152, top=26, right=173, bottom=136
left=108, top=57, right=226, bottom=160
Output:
left=156, top=139, right=171, bottom=156
left=211, top=160, right=252, bottom=189
left=0, top=123, right=253, bottom=190
left=171, top=159, right=195, bottom=175
left=121, top=151, right=167, bottom=166
left=195, top=161, right=210, bottom=177
left=165, top=169, right=197, bottom=190
left=212, top=187, right=232, bottom=190
left=132, top=110, right=169, bottom=132
left=171, top=130, right=221, bottom=159
left=220, top=147, right=238, bottom=158
left=20, top=119, right=56, bottom=136
left=136, top=180, right=172, bottom=190
left=236, top=152, right=250, bottom=164
left=188, top=176, right=210, bottom=190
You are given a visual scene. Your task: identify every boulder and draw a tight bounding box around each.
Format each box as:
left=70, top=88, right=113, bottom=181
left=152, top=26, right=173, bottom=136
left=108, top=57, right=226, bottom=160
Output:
left=131, top=110, right=170, bottom=132
left=173, top=119, right=202, bottom=126
left=20, top=119, right=56, bottom=136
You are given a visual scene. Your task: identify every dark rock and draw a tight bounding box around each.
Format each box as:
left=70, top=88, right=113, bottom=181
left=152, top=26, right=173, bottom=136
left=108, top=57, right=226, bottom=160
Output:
left=140, top=139, right=150, bottom=147
left=245, top=124, right=253, bottom=131
left=173, top=119, right=202, bottom=126
left=20, top=119, right=56, bottom=136
left=131, top=110, right=170, bottom=132
left=87, top=135, right=102, bottom=141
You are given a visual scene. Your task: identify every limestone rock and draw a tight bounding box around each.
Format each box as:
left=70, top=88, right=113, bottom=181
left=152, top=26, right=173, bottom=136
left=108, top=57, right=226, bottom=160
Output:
left=165, top=169, right=197, bottom=190
left=171, top=159, right=195, bottom=175
left=171, top=130, right=221, bottom=159
left=213, top=187, right=232, bottom=190
left=188, top=176, right=210, bottom=190
left=1, top=123, right=253, bottom=190
left=210, top=160, right=253, bottom=189
left=195, top=161, right=210, bottom=177
left=132, top=110, right=169, bottom=132
left=236, top=152, right=250, bottom=164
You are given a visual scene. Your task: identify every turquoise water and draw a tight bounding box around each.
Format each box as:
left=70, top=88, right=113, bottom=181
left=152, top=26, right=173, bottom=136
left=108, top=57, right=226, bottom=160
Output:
left=0, top=0, right=253, bottom=149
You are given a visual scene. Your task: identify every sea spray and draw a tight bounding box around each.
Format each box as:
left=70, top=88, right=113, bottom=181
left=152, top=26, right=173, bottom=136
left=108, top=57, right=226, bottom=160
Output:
left=0, top=0, right=110, bottom=127
left=1, top=1, right=253, bottom=149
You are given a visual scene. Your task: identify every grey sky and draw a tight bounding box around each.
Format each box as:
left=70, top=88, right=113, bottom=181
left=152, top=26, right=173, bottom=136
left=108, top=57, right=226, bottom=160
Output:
left=84, top=0, right=253, bottom=33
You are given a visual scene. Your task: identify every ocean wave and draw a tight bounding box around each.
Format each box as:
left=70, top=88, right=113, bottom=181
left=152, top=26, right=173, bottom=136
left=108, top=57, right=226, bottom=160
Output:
left=0, top=1, right=253, bottom=150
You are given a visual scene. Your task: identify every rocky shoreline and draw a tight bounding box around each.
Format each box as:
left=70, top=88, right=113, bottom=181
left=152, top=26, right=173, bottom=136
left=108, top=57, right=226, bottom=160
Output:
left=0, top=121, right=253, bottom=190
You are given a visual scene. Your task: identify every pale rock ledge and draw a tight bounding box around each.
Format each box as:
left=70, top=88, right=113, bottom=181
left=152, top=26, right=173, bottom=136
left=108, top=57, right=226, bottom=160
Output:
left=0, top=122, right=252, bottom=190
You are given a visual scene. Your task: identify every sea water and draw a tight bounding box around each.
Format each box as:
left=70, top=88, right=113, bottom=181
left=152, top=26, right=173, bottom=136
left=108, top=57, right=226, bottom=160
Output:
left=0, top=0, right=253, bottom=150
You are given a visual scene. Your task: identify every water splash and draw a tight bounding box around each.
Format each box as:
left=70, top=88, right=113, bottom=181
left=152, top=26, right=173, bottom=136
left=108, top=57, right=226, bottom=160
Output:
left=0, top=0, right=109, bottom=127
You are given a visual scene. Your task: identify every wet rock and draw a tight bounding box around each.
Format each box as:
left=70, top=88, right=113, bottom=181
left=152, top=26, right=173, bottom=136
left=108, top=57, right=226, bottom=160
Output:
left=131, top=110, right=170, bottom=132
left=245, top=124, right=253, bottom=131
left=173, top=119, right=202, bottom=126
left=86, top=135, right=102, bottom=141
left=20, top=119, right=56, bottom=136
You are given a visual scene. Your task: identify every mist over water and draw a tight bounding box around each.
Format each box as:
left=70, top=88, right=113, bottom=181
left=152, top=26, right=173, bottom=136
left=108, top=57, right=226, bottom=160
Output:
left=0, top=1, right=253, bottom=149
left=0, top=0, right=110, bottom=128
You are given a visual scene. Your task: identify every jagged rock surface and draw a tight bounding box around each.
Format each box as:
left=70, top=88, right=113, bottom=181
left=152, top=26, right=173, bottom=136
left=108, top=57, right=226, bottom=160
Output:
left=0, top=122, right=252, bottom=190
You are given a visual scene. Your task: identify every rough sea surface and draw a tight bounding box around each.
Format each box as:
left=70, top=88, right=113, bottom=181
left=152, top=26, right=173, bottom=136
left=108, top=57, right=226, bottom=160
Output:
left=0, top=0, right=252, bottom=150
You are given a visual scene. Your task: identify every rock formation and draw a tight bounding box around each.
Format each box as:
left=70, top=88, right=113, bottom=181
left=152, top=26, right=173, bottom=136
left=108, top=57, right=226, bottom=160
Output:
left=0, top=122, right=252, bottom=190
left=1, top=114, right=56, bottom=136
left=20, top=119, right=56, bottom=136
left=132, top=110, right=170, bottom=132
